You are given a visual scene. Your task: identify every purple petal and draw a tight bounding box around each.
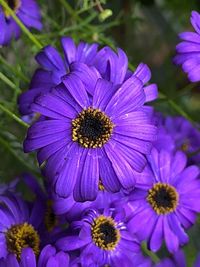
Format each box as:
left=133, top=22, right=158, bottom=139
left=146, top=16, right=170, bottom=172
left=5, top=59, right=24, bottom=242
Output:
left=163, top=216, right=179, bottom=253
left=133, top=63, right=151, bottom=84
left=61, top=37, right=76, bottom=65
left=20, top=248, right=36, bottom=267
left=149, top=217, right=163, bottom=252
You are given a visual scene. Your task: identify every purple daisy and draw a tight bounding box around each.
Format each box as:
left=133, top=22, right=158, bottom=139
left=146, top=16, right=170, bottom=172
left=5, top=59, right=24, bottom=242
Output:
left=154, top=114, right=200, bottom=164
left=23, top=73, right=157, bottom=201
left=127, top=148, right=200, bottom=253
left=0, top=192, right=45, bottom=259
left=0, top=245, right=70, bottom=267
left=154, top=250, right=186, bottom=267
left=55, top=206, right=152, bottom=267
left=0, top=0, right=42, bottom=46
left=174, top=11, right=200, bottom=82
left=18, top=36, right=157, bottom=116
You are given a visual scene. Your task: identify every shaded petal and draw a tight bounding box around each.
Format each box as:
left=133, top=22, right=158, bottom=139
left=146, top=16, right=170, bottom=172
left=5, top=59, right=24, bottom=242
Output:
left=20, top=248, right=36, bottom=267
left=133, top=63, right=151, bottom=84
left=163, top=216, right=179, bottom=253
left=56, top=236, right=90, bottom=251
left=144, top=84, right=158, bottom=102
left=149, top=217, right=163, bottom=252
left=61, top=37, right=76, bottom=65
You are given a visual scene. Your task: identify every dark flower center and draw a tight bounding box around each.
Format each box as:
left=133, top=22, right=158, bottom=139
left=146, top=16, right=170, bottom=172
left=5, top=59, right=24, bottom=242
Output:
left=44, top=201, right=57, bottom=232
left=72, top=107, right=114, bottom=148
left=91, top=215, right=120, bottom=250
left=6, top=223, right=40, bottom=259
left=98, top=179, right=105, bottom=191
left=147, top=183, right=178, bottom=214
left=3, top=0, right=21, bottom=17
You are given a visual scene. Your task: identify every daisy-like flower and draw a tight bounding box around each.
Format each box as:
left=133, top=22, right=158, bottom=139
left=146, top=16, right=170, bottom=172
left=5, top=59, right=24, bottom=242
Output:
left=127, top=148, right=200, bottom=253
left=55, top=206, right=152, bottom=267
left=154, top=114, right=200, bottom=164
left=174, top=11, right=200, bottom=82
left=0, top=192, right=45, bottom=259
left=0, top=245, right=70, bottom=267
left=0, top=0, right=42, bottom=46
left=23, top=73, right=157, bottom=201
left=18, top=36, right=158, bottom=116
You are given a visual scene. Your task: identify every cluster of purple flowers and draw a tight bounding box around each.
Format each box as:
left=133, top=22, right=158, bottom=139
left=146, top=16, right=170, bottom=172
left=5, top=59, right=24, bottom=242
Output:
left=1, top=1, right=200, bottom=266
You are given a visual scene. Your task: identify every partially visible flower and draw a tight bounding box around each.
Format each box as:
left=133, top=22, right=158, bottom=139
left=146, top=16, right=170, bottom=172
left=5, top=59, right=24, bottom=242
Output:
left=0, top=0, right=42, bottom=46
left=56, top=204, right=152, bottom=267
left=0, top=245, right=70, bottom=267
left=24, top=74, right=157, bottom=201
left=18, top=36, right=158, bottom=116
left=194, top=253, right=200, bottom=267
left=154, top=114, right=200, bottom=164
left=127, top=148, right=200, bottom=253
left=0, top=192, right=45, bottom=259
left=154, top=250, right=186, bottom=267
left=174, top=11, right=200, bottom=82
left=0, top=178, right=19, bottom=194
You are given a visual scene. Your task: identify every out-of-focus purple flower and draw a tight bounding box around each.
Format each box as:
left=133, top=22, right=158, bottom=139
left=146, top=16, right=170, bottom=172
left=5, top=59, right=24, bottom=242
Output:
left=127, top=148, right=200, bottom=253
left=0, top=0, right=42, bottom=46
left=154, top=250, right=186, bottom=267
left=194, top=253, right=200, bottom=267
left=18, top=36, right=158, bottom=116
left=23, top=73, right=157, bottom=201
left=0, top=178, right=19, bottom=194
left=0, top=193, right=45, bottom=259
left=55, top=204, right=152, bottom=267
left=154, top=114, right=200, bottom=164
left=174, top=11, right=200, bottom=82
left=0, top=245, right=70, bottom=267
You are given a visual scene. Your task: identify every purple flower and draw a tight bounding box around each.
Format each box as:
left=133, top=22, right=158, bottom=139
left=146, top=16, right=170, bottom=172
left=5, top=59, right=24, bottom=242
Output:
left=0, top=192, right=45, bottom=259
left=55, top=206, right=152, bottom=267
left=154, top=250, right=186, bottom=267
left=127, top=148, right=200, bottom=253
left=154, top=114, right=200, bottom=164
left=18, top=37, right=158, bottom=116
left=174, top=11, right=200, bottom=82
left=0, top=245, right=70, bottom=267
left=0, top=0, right=42, bottom=46
left=23, top=73, right=157, bottom=201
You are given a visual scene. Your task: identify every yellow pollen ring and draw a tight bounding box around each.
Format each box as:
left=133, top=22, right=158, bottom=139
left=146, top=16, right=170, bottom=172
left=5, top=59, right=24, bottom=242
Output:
left=91, top=215, right=120, bottom=251
left=98, top=179, right=105, bottom=191
left=6, top=222, right=40, bottom=259
left=147, top=182, right=179, bottom=215
left=72, top=107, right=114, bottom=148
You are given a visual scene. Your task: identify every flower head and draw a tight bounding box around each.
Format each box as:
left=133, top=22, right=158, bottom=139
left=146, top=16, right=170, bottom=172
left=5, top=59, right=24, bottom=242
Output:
left=55, top=205, right=152, bottom=267
left=24, top=73, right=157, bottom=201
left=174, top=11, right=200, bottom=82
left=0, top=0, right=42, bottom=46
left=127, top=148, right=200, bottom=253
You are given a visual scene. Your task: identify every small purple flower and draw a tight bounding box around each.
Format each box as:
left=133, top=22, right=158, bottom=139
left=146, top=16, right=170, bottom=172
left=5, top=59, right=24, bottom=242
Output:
left=174, top=11, right=200, bottom=82
left=154, top=250, right=186, bottom=267
left=154, top=114, right=200, bottom=164
left=55, top=205, right=152, bottom=267
left=0, top=245, right=70, bottom=267
left=18, top=36, right=158, bottom=116
left=0, top=0, right=42, bottom=46
left=23, top=73, right=157, bottom=201
left=0, top=192, right=45, bottom=259
left=127, top=148, right=200, bottom=253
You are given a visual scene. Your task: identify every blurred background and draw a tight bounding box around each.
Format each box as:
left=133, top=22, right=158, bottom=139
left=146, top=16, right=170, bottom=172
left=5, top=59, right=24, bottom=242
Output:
left=0, top=1, right=200, bottom=265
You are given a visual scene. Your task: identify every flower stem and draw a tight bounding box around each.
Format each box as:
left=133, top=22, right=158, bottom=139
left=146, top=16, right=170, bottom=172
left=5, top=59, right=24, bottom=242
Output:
left=142, top=242, right=160, bottom=263
left=0, top=103, right=29, bottom=128
left=0, top=72, right=22, bottom=93
left=0, top=0, right=43, bottom=49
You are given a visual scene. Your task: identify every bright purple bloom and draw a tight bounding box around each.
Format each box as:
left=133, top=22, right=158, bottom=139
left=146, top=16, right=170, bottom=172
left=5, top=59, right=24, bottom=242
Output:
left=174, top=11, right=200, bottom=82
left=154, top=250, right=186, bottom=267
left=127, top=148, right=200, bottom=253
left=154, top=114, right=200, bottom=164
left=23, top=73, right=157, bottom=201
left=0, top=245, right=70, bottom=267
left=0, top=0, right=42, bottom=46
left=18, top=37, right=158, bottom=116
left=0, top=192, right=45, bottom=259
left=55, top=205, right=152, bottom=267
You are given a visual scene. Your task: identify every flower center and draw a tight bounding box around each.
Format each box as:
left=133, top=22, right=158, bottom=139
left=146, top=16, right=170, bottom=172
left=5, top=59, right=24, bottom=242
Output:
left=6, top=223, right=40, bottom=259
left=44, top=201, right=57, bottom=232
left=3, top=0, right=21, bottom=17
left=91, top=215, right=120, bottom=250
left=98, top=179, right=105, bottom=191
left=181, top=140, right=190, bottom=152
left=147, top=183, right=178, bottom=215
left=72, top=107, right=114, bottom=148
